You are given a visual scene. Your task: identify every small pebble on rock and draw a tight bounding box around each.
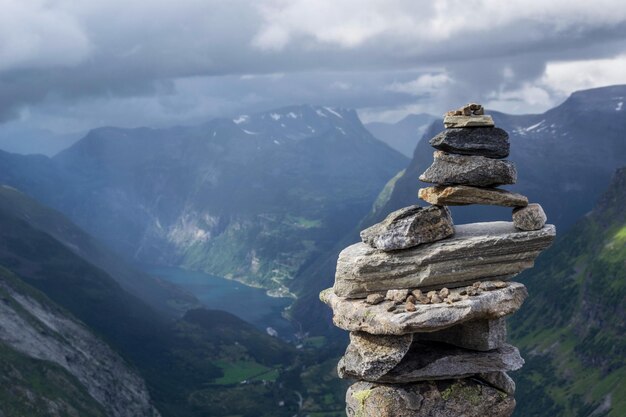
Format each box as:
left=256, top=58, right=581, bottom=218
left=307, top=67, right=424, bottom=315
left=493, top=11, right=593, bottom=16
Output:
left=386, top=289, right=409, bottom=302
left=406, top=301, right=417, bottom=312
left=431, top=295, right=444, bottom=304
left=418, top=295, right=431, bottom=304
left=439, top=287, right=450, bottom=298
left=411, top=289, right=423, bottom=298
left=366, top=293, right=385, bottom=305
left=448, top=294, right=462, bottom=303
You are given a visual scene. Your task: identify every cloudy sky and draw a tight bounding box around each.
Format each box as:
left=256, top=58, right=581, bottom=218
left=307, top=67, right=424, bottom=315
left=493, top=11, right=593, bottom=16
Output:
left=2, top=0, right=626, bottom=151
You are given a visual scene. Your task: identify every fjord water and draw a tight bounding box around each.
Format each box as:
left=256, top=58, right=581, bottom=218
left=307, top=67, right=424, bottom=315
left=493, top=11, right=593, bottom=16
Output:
left=143, top=265, right=296, bottom=338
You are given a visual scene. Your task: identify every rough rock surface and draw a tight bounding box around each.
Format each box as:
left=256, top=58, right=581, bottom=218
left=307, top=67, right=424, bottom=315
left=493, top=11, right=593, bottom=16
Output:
left=320, top=282, right=527, bottom=335
left=360, top=205, right=454, bottom=251
left=419, top=185, right=528, bottom=207
left=478, top=372, right=516, bottom=395
left=346, top=379, right=516, bottom=417
left=334, top=222, right=555, bottom=298
left=429, top=127, right=510, bottom=158
left=338, top=332, right=413, bottom=380
left=412, top=318, right=507, bottom=351
left=0, top=277, right=161, bottom=417
left=420, top=151, right=517, bottom=187
left=513, top=203, right=547, bottom=231
left=443, top=115, right=495, bottom=128
left=365, top=343, right=524, bottom=383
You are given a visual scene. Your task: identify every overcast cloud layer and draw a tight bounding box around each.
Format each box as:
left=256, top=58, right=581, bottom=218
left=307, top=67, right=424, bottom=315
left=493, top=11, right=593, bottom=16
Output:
left=2, top=0, right=626, bottom=142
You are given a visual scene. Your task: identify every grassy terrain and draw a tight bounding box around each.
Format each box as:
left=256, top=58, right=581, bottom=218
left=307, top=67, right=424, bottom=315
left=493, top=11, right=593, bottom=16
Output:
left=214, top=360, right=279, bottom=384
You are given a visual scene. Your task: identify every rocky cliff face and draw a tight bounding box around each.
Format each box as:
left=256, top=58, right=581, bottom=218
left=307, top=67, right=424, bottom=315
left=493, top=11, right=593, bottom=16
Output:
left=0, top=267, right=160, bottom=417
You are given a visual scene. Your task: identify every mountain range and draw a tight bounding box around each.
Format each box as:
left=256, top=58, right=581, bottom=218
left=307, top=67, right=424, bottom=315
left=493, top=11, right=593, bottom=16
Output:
left=0, top=105, right=407, bottom=302
left=0, top=86, right=625, bottom=416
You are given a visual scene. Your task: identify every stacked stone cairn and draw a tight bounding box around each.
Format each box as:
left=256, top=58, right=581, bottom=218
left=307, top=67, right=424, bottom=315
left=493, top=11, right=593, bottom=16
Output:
left=320, top=103, right=556, bottom=417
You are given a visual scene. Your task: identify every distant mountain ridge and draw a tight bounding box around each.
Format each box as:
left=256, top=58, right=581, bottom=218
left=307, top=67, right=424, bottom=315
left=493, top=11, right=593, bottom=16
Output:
left=366, top=113, right=437, bottom=157
left=0, top=105, right=408, bottom=300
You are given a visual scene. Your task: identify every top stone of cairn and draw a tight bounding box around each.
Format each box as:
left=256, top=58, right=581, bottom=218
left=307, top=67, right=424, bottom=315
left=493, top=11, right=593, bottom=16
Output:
left=444, top=103, right=494, bottom=128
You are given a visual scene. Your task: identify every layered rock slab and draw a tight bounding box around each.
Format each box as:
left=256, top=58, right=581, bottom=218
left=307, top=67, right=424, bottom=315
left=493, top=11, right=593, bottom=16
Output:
left=346, top=379, right=515, bottom=417
left=334, top=222, right=555, bottom=298
left=419, top=185, right=528, bottom=207
left=360, top=205, right=454, bottom=251
left=338, top=332, right=414, bottom=380
left=443, top=115, right=495, bottom=128
left=340, top=341, right=523, bottom=383
left=420, top=151, right=517, bottom=187
left=338, top=323, right=510, bottom=381
left=320, top=282, right=528, bottom=335
left=429, top=127, right=509, bottom=158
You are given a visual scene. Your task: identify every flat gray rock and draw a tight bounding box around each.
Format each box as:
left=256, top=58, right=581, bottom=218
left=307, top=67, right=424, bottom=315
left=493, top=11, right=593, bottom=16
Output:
left=333, top=222, right=555, bottom=298
left=320, top=282, right=527, bottom=335
left=338, top=332, right=413, bottom=381
left=360, top=205, right=454, bottom=251
left=513, top=203, right=547, bottom=231
left=478, top=372, right=516, bottom=395
left=338, top=320, right=508, bottom=381
left=340, top=341, right=523, bottom=383
left=443, top=115, right=495, bottom=128
left=419, top=151, right=517, bottom=187
left=346, top=379, right=515, bottom=417
left=419, top=185, right=528, bottom=207
left=429, top=127, right=509, bottom=158
left=412, top=318, right=507, bottom=351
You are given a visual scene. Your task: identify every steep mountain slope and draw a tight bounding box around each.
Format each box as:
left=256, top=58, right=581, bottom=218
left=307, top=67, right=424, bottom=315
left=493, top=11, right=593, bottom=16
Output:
left=370, top=85, right=626, bottom=232
left=510, top=167, right=626, bottom=417
left=0, top=266, right=160, bottom=417
left=366, top=113, right=436, bottom=157
left=0, top=185, right=199, bottom=317
left=0, top=199, right=343, bottom=417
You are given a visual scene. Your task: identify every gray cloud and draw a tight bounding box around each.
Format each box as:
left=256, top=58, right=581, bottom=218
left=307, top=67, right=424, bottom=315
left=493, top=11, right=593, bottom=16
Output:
left=2, top=0, right=626, bottom=136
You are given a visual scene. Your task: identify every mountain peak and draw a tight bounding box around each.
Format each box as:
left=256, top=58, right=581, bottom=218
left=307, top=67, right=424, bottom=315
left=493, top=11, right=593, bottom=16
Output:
left=223, top=104, right=365, bottom=141
left=557, top=84, right=626, bottom=114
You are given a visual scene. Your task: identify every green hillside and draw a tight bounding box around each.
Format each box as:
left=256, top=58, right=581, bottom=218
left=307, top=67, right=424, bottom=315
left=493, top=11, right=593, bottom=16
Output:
left=511, top=167, right=626, bottom=417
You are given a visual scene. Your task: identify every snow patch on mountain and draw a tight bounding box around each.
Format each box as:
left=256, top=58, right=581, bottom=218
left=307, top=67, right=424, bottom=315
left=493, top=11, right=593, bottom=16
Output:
left=233, top=115, right=249, bottom=124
